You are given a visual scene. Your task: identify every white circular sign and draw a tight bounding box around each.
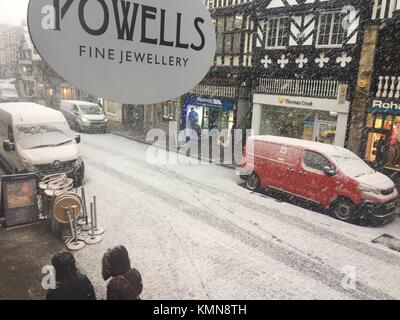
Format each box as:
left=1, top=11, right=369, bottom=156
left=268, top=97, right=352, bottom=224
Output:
left=28, top=0, right=216, bottom=104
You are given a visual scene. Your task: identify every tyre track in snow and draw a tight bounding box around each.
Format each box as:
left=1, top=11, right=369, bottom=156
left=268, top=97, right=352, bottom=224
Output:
left=84, top=156, right=394, bottom=300
left=82, top=139, right=400, bottom=268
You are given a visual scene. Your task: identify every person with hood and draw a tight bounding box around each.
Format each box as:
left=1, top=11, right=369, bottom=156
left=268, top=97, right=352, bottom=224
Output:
left=102, top=245, right=143, bottom=300
left=46, top=251, right=96, bottom=300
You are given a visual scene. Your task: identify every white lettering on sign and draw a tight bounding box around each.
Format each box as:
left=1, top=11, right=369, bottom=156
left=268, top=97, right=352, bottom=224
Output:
left=372, top=100, right=400, bottom=110
left=28, top=0, right=216, bottom=104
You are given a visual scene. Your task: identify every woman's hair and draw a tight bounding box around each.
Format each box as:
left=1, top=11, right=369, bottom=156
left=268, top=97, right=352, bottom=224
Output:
left=52, top=251, right=77, bottom=282
left=102, top=245, right=131, bottom=280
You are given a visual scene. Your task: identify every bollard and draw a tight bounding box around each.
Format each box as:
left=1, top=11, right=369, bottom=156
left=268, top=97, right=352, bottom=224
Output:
left=85, top=202, right=102, bottom=245
left=88, top=195, right=104, bottom=236
left=65, top=206, right=85, bottom=251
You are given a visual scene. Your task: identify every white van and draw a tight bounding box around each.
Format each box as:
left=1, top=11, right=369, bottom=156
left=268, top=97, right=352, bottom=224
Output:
left=0, top=103, right=84, bottom=185
left=59, top=100, right=107, bottom=133
left=0, top=83, right=19, bottom=102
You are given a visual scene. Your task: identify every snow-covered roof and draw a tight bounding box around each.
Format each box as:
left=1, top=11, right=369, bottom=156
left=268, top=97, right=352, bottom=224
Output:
left=0, top=83, right=16, bottom=89
left=250, top=135, right=349, bottom=155
left=0, top=78, right=16, bottom=84
left=0, top=103, right=65, bottom=125
left=61, top=100, right=98, bottom=106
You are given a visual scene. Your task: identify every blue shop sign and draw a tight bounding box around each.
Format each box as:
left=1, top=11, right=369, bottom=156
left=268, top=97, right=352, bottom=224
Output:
left=367, top=99, right=400, bottom=114
left=185, top=96, right=236, bottom=111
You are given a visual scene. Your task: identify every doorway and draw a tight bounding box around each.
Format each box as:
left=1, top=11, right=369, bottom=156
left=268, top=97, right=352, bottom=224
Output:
left=124, top=105, right=144, bottom=134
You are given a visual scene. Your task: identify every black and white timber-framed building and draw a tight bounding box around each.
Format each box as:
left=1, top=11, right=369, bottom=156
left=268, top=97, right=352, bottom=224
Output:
left=250, top=0, right=372, bottom=147
left=181, top=0, right=255, bottom=144
left=359, top=0, right=400, bottom=170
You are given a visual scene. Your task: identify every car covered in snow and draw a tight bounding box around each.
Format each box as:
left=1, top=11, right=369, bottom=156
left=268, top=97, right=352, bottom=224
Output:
left=59, top=100, right=107, bottom=133
left=0, top=102, right=84, bottom=185
left=240, top=135, right=399, bottom=224
left=0, top=83, right=19, bottom=102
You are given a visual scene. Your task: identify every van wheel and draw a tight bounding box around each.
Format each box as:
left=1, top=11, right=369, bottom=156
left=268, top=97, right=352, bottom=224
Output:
left=246, top=172, right=260, bottom=192
left=330, top=198, right=358, bottom=223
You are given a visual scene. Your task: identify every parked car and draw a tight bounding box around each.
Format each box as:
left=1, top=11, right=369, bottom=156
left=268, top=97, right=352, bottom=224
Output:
left=0, top=102, right=84, bottom=185
left=59, top=100, right=107, bottom=133
left=0, top=83, right=19, bottom=102
left=240, top=135, right=399, bottom=223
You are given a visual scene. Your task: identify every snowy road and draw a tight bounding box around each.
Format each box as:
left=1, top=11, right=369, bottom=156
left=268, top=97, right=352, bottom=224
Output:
left=74, top=133, right=400, bottom=300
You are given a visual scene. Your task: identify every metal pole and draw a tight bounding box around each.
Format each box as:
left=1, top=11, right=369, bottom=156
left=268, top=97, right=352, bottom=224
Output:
left=81, top=187, right=88, bottom=224
left=71, top=205, right=78, bottom=244
left=93, top=195, right=98, bottom=229
left=65, top=207, right=74, bottom=241
left=90, top=202, right=95, bottom=237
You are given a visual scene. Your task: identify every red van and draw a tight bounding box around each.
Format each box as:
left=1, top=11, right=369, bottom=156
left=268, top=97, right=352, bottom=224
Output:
left=240, top=136, right=399, bottom=223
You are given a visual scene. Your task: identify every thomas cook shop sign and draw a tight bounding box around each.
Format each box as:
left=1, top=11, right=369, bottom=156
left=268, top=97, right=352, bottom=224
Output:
left=28, top=0, right=216, bottom=104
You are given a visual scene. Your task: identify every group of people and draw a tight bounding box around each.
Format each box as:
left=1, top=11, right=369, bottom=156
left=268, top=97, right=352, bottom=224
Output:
left=46, top=245, right=143, bottom=300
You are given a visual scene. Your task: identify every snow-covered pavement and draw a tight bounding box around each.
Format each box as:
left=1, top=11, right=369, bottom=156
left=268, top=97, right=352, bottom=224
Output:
left=74, top=133, right=400, bottom=300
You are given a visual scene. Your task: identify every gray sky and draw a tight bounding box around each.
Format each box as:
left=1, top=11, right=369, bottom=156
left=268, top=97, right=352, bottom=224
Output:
left=0, top=0, right=29, bottom=26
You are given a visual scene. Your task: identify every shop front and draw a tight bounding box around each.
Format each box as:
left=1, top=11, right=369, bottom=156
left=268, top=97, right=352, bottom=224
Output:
left=184, top=95, right=236, bottom=140
left=103, top=99, right=182, bottom=139
left=362, top=98, right=400, bottom=171
left=252, top=94, right=350, bottom=147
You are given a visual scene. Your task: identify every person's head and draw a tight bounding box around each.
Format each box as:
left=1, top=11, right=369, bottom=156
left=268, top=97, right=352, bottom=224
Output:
left=102, top=245, right=131, bottom=280
left=52, top=251, right=77, bottom=282
left=190, top=108, right=194, bottom=112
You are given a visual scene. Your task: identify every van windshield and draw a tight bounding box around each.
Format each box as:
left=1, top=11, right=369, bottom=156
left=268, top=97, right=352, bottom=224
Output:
left=14, top=122, right=74, bottom=149
left=78, top=104, right=103, bottom=115
left=329, top=149, right=375, bottom=178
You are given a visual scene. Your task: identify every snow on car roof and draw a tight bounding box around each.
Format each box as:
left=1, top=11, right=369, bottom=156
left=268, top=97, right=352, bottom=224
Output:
left=249, top=135, right=350, bottom=156
left=0, top=102, right=65, bottom=125
left=61, top=100, right=99, bottom=106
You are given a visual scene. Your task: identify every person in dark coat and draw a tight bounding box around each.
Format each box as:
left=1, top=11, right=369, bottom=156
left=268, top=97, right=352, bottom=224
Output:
left=46, top=251, right=96, bottom=300
left=102, top=245, right=143, bottom=300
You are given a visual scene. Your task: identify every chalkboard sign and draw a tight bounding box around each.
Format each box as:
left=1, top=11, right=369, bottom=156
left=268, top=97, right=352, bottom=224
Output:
left=1, top=174, right=39, bottom=227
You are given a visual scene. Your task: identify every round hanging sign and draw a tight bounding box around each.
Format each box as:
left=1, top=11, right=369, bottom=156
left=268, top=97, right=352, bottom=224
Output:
left=28, top=0, right=216, bottom=104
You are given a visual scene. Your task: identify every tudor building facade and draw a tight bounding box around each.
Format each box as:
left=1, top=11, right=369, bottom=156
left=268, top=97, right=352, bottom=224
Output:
left=250, top=0, right=368, bottom=147
left=181, top=0, right=254, bottom=147
left=352, top=0, right=400, bottom=174
left=103, top=0, right=255, bottom=145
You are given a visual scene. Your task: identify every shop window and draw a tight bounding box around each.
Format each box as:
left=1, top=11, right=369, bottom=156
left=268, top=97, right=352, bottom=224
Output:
left=260, top=105, right=337, bottom=145
left=105, top=101, right=118, bottom=116
left=317, top=11, right=345, bottom=47
left=303, top=150, right=332, bottom=172
left=374, top=115, right=383, bottom=129
left=46, top=88, right=54, bottom=97
left=161, top=101, right=178, bottom=124
left=220, top=110, right=235, bottom=130
left=384, top=115, right=393, bottom=130
left=62, top=87, right=74, bottom=100
left=215, top=15, right=243, bottom=56
left=265, top=16, right=289, bottom=49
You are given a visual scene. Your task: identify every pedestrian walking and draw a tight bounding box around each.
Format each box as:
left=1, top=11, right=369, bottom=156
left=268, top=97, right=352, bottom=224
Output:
left=102, top=245, right=143, bottom=300
left=46, top=251, right=96, bottom=300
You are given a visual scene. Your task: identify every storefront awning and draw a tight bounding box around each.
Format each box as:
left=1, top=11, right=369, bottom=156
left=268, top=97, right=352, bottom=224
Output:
left=185, top=96, right=236, bottom=111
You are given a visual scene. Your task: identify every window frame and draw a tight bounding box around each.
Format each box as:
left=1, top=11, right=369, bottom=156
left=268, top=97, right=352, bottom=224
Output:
left=302, top=150, right=334, bottom=173
left=265, top=16, right=289, bottom=50
left=215, top=15, right=243, bottom=56
left=316, top=11, right=346, bottom=48
left=160, top=101, right=178, bottom=124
